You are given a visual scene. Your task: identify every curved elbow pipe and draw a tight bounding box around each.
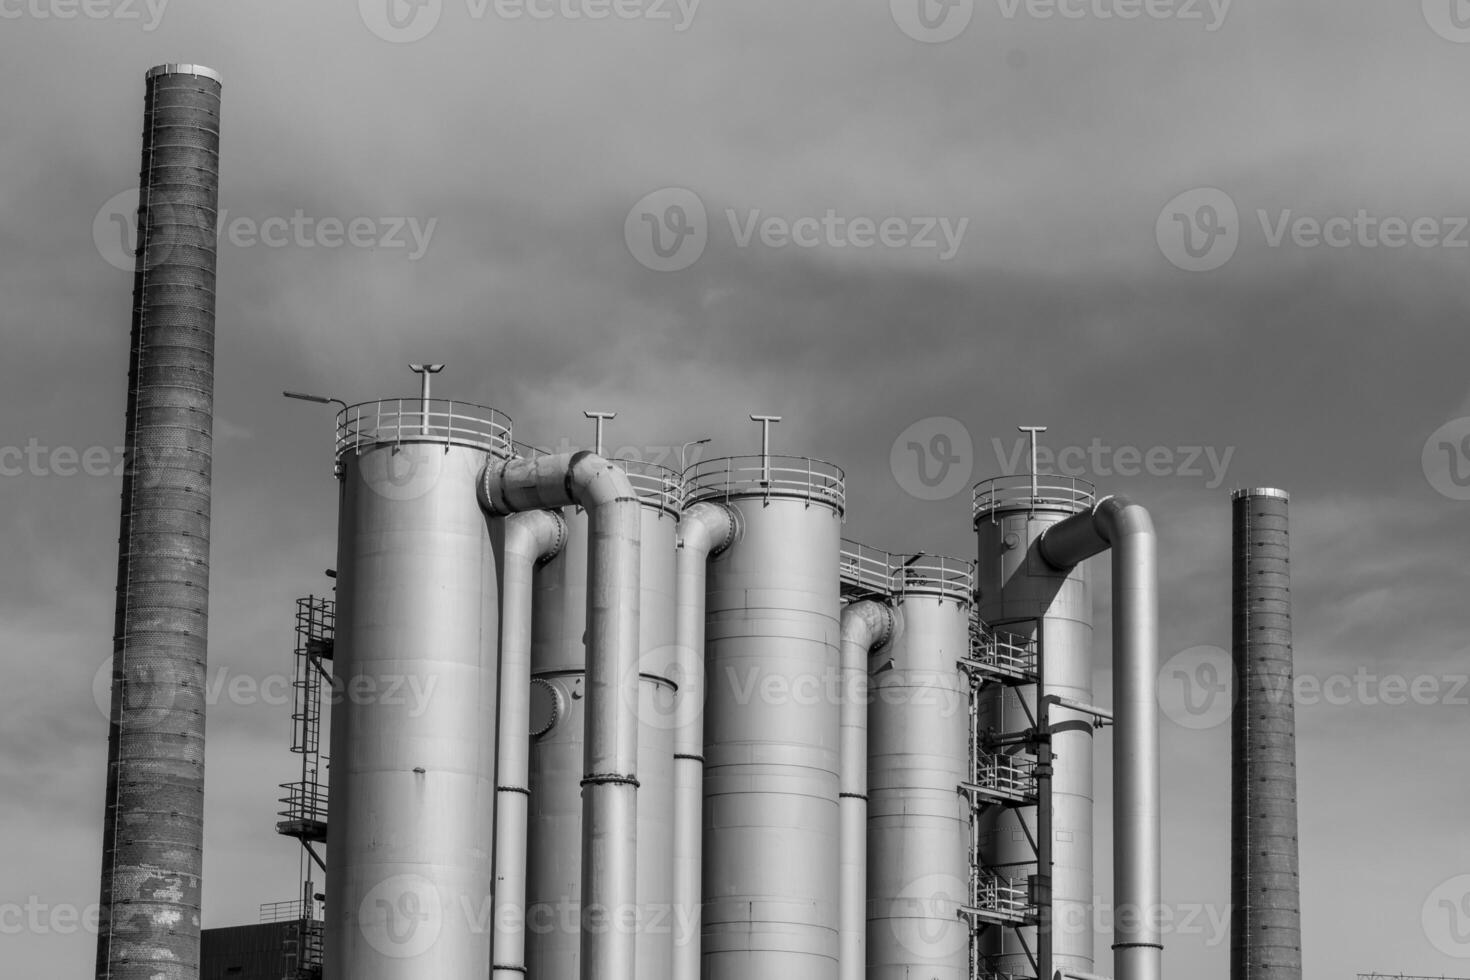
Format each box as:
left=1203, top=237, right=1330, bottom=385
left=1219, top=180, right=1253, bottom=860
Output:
left=670, top=502, right=736, bottom=980
left=839, top=600, right=896, bottom=980
left=492, top=510, right=567, bottom=980
left=481, top=453, right=642, bottom=980
left=1040, top=497, right=1161, bottom=980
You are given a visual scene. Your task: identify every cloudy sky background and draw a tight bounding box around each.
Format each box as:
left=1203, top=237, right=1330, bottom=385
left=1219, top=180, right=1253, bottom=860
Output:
left=3, top=0, right=1470, bottom=975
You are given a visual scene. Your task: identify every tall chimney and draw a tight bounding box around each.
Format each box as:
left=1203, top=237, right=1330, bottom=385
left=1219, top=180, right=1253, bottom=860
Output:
left=96, top=63, right=222, bottom=980
left=1230, top=488, right=1302, bottom=980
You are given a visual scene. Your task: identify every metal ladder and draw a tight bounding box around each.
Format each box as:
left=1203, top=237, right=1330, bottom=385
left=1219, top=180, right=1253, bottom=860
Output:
left=960, top=615, right=1045, bottom=980
left=276, top=596, right=334, bottom=980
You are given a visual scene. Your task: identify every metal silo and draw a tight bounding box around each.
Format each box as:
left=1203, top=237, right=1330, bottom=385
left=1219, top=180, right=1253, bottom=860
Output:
left=972, top=474, right=1097, bottom=980
left=97, top=63, right=222, bottom=980
left=324, top=399, right=512, bottom=980
left=689, top=451, right=847, bottom=980
left=521, top=458, right=684, bottom=980
left=859, top=549, right=974, bottom=980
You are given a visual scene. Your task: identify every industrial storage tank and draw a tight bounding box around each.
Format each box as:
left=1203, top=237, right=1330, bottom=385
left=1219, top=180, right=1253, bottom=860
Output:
left=325, top=399, right=512, bottom=980
left=690, top=453, right=847, bottom=980
left=972, top=474, right=1097, bottom=980
left=523, top=458, right=685, bottom=980
left=860, top=549, right=975, bottom=980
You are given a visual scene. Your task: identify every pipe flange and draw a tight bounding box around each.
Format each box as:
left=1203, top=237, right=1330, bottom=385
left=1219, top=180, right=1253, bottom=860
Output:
left=529, top=678, right=562, bottom=737
left=708, top=502, right=740, bottom=555
left=537, top=510, right=569, bottom=566
left=871, top=603, right=897, bottom=649
left=478, top=457, right=512, bottom=515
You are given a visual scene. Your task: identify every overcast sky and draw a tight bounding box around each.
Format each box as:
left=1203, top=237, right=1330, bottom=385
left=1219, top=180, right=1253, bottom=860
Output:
left=3, top=0, right=1470, bottom=976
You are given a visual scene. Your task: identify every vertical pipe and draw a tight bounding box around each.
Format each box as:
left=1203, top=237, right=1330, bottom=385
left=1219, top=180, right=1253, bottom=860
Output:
left=522, top=488, right=679, bottom=980
left=671, top=502, right=735, bottom=980
left=525, top=517, right=587, bottom=979
left=1040, top=496, right=1161, bottom=980
left=1230, top=489, right=1301, bottom=980
left=838, top=601, right=894, bottom=980
left=633, top=503, right=680, bottom=980
left=97, top=63, right=222, bottom=980
left=1109, top=522, right=1159, bottom=980
left=493, top=511, right=567, bottom=979
left=481, top=453, right=643, bottom=980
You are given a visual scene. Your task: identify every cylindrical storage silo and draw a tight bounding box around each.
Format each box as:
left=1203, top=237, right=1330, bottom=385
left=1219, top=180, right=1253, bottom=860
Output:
left=523, top=460, right=684, bottom=980
left=866, top=557, right=974, bottom=980
left=973, top=476, right=1096, bottom=979
left=324, top=400, right=511, bottom=980
left=691, top=455, right=846, bottom=980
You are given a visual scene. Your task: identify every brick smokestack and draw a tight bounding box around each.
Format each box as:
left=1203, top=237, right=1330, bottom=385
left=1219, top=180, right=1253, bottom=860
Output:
left=96, top=63, right=222, bottom=980
left=1230, top=488, right=1303, bottom=980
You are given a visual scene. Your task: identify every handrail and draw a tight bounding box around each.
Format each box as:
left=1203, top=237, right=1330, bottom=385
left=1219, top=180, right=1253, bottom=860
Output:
left=972, top=750, right=1037, bottom=795
left=972, top=474, right=1095, bottom=520
left=278, top=780, right=329, bottom=824
left=334, top=397, right=513, bottom=461
left=612, top=458, right=689, bottom=517
left=259, top=900, right=313, bottom=924
left=967, top=866, right=1035, bottom=921
left=965, top=617, right=1038, bottom=679
left=685, top=454, right=846, bottom=512
left=840, top=539, right=973, bottom=601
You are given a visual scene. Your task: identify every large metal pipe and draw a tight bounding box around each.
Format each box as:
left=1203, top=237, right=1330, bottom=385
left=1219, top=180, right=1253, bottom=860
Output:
left=1039, top=496, right=1161, bottom=980
left=520, top=459, right=680, bottom=980
left=480, top=452, right=643, bottom=980
left=837, top=600, right=895, bottom=980
left=493, top=510, right=567, bottom=980
left=523, top=513, right=587, bottom=980
left=97, top=63, right=222, bottom=980
left=1230, top=488, right=1301, bottom=980
left=327, top=402, right=511, bottom=980
left=671, top=501, right=735, bottom=979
